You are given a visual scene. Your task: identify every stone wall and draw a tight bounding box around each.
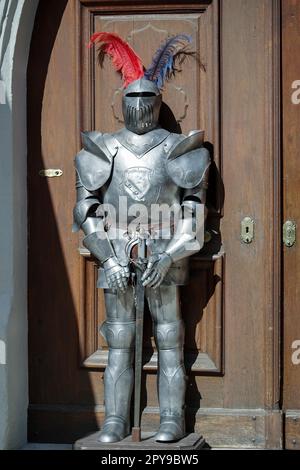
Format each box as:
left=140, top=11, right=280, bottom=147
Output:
left=0, top=0, right=38, bottom=449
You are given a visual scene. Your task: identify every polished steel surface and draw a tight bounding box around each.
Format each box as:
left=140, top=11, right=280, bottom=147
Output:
left=72, top=77, right=211, bottom=443
left=122, top=78, right=162, bottom=134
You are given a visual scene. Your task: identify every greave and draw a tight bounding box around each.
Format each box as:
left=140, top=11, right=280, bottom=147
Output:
left=99, top=321, right=135, bottom=443
left=154, top=320, right=187, bottom=442
left=104, top=349, right=133, bottom=423
left=158, top=348, right=186, bottom=419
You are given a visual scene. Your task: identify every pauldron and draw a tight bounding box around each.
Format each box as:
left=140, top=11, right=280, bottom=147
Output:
left=166, top=130, right=211, bottom=190
left=75, top=131, right=118, bottom=191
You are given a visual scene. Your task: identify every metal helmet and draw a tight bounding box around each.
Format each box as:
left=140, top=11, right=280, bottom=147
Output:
left=122, top=78, right=162, bottom=134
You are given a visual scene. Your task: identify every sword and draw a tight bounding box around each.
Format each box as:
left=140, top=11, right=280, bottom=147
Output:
left=131, top=236, right=146, bottom=443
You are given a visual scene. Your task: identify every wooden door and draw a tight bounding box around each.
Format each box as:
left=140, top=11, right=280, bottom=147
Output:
left=27, top=0, right=282, bottom=449
left=282, top=0, right=300, bottom=451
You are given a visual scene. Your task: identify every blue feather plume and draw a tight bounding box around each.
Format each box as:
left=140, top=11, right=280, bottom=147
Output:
left=144, top=34, right=193, bottom=89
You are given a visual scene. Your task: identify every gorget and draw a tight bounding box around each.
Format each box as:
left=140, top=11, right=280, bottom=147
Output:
left=113, top=127, right=171, bottom=159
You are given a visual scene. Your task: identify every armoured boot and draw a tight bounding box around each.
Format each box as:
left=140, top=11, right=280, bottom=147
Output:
left=98, top=321, right=135, bottom=443
left=154, top=321, right=187, bottom=442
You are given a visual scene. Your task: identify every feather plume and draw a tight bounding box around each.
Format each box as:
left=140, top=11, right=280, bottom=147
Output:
left=89, top=32, right=144, bottom=88
left=144, top=34, right=194, bottom=89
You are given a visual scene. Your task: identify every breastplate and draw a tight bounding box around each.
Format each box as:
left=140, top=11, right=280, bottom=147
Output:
left=101, top=128, right=182, bottom=220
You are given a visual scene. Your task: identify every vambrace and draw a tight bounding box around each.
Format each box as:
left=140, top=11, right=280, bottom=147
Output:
left=82, top=219, right=115, bottom=265
left=165, top=200, right=205, bottom=263
left=73, top=172, right=115, bottom=264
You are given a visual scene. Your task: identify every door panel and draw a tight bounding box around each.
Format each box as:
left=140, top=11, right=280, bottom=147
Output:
left=282, top=0, right=300, bottom=451
left=28, top=0, right=282, bottom=448
left=221, top=0, right=281, bottom=410
left=79, top=8, right=223, bottom=375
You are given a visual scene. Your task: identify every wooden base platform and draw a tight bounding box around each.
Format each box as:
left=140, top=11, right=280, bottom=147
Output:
left=74, top=432, right=206, bottom=451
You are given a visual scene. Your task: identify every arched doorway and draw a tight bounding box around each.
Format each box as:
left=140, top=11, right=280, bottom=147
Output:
left=26, top=0, right=282, bottom=449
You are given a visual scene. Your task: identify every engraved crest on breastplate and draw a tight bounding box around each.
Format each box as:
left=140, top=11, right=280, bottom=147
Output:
left=123, top=167, right=153, bottom=201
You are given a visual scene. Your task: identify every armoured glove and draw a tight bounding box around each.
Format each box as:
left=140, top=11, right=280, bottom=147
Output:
left=142, top=252, right=172, bottom=289
left=103, top=257, right=130, bottom=293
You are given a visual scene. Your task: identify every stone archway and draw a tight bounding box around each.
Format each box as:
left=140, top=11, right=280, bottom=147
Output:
left=0, top=0, right=38, bottom=450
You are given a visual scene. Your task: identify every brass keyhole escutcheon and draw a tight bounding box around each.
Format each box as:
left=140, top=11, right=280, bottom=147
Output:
left=241, top=217, right=254, bottom=244
left=283, top=221, right=296, bottom=248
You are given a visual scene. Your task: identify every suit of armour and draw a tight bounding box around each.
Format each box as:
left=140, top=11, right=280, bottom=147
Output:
left=73, top=33, right=210, bottom=443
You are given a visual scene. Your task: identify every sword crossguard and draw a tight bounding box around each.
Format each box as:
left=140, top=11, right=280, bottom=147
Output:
left=136, top=257, right=148, bottom=271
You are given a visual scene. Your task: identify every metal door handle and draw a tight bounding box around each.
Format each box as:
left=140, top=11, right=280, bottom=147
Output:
left=39, top=169, right=63, bottom=178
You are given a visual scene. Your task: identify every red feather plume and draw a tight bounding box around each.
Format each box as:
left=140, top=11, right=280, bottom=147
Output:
left=89, top=32, right=144, bottom=88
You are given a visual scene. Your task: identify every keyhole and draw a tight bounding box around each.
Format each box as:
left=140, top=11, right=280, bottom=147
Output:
left=241, top=217, right=254, bottom=244
left=245, top=226, right=250, bottom=242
